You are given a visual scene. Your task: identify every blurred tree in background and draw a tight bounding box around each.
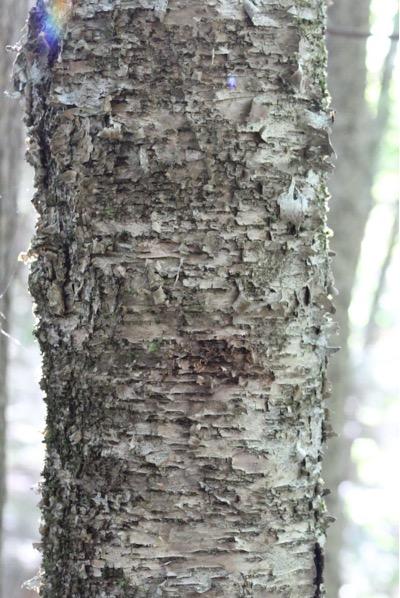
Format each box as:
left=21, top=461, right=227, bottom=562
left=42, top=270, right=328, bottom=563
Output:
left=325, top=0, right=372, bottom=593
left=0, top=0, right=29, bottom=593
left=325, top=0, right=398, bottom=596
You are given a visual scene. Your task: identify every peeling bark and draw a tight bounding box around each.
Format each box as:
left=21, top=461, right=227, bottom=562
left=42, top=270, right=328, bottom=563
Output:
left=21, top=1, right=333, bottom=596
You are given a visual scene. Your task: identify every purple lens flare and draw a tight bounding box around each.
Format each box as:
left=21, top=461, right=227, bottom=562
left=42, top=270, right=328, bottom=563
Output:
left=34, top=0, right=70, bottom=54
left=227, top=75, right=238, bottom=90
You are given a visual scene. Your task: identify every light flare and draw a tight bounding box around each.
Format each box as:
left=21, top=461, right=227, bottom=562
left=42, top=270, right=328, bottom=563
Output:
left=226, top=75, right=238, bottom=90
left=39, top=0, right=71, bottom=48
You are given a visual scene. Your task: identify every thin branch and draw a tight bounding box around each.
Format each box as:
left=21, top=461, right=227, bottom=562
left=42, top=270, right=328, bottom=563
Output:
left=370, top=11, right=399, bottom=169
left=362, top=14, right=399, bottom=348
left=364, top=203, right=399, bottom=348
left=327, top=27, right=399, bottom=41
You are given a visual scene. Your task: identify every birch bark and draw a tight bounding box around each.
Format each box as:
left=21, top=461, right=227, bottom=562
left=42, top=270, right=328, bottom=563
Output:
left=21, top=1, right=333, bottom=596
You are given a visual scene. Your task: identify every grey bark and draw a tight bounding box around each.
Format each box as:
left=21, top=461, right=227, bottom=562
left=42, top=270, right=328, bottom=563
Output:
left=21, top=1, right=333, bottom=596
left=0, top=0, right=29, bottom=588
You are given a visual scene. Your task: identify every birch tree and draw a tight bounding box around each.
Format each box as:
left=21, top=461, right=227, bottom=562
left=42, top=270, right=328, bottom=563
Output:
left=19, top=0, right=334, bottom=595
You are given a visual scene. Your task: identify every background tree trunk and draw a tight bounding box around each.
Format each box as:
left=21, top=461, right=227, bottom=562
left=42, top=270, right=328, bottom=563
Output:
left=324, top=1, right=371, bottom=594
left=325, top=2, right=397, bottom=595
left=22, top=1, right=333, bottom=596
left=0, top=0, right=29, bottom=589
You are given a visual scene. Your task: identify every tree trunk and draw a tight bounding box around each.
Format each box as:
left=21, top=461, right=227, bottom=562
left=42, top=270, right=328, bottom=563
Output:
left=324, top=1, right=376, bottom=595
left=0, top=0, right=29, bottom=586
left=22, top=1, right=333, bottom=596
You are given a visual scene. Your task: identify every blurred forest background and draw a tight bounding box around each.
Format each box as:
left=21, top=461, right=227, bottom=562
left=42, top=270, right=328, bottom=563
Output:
left=0, top=1, right=398, bottom=597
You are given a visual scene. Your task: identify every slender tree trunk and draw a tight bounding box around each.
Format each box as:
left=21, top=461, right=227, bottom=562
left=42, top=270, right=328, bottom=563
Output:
left=22, top=1, right=333, bottom=596
left=324, top=2, right=397, bottom=595
left=0, top=0, right=28, bottom=588
left=324, top=1, right=370, bottom=593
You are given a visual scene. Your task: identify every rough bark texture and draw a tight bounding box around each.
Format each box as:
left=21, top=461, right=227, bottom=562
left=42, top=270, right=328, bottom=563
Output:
left=20, top=1, right=333, bottom=596
left=0, top=0, right=29, bottom=586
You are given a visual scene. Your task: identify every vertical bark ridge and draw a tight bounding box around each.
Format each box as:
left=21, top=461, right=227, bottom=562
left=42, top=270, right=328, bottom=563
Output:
left=22, top=1, right=333, bottom=596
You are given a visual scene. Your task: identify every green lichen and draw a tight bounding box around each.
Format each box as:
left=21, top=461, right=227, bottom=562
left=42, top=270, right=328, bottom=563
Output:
left=148, top=339, right=161, bottom=353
